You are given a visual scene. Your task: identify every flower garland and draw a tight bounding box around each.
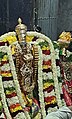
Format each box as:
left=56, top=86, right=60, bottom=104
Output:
left=29, top=41, right=47, bottom=117
left=0, top=31, right=63, bottom=118
left=7, top=32, right=61, bottom=107
left=37, top=45, right=46, bottom=118
left=0, top=32, right=42, bottom=118
left=0, top=46, right=30, bottom=119
left=7, top=46, right=31, bottom=119
left=10, top=41, right=41, bottom=119
left=0, top=32, right=17, bottom=45
left=27, top=31, right=62, bottom=108
left=0, top=75, right=12, bottom=119
left=0, top=48, right=26, bottom=119
left=54, top=44, right=68, bottom=106
left=37, top=40, right=58, bottom=112
left=7, top=46, right=26, bottom=107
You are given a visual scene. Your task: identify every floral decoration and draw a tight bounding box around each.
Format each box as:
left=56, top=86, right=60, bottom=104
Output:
left=37, top=45, right=46, bottom=118
left=0, top=46, right=31, bottom=119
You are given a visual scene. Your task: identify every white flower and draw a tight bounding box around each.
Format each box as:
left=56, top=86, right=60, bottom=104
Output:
left=38, top=45, right=46, bottom=119
left=1, top=63, right=10, bottom=71
left=0, top=47, right=7, bottom=53
left=59, top=83, right=63, bottom=94
left=55, top=49, right=59, bottom=59
left=0, top=31, right=16, bottom=41
left=7, top=96, right=19, bottom=106
left=3, top=80, right=14, bottom=88
left=14, top=112, right=26, bottom=119
left=42, top=72, right=53, bottom=80
left=56, top=66, right=60, bottom=77
left=43, top=54, right=51, bottom=61
left=66, top=50, right=72, bottom=57
left=36, top=38, right=45, bottom=43
left=44, top=90, right=55, bottom=97
left=3, top=81, right=14, bottom=88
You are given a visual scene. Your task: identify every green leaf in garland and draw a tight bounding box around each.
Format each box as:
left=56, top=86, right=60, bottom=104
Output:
left=43, top=79, right=54, bottom=84
left=4, top=87, right=15, bottom=92
left=0, top=52, right=4, bottom=58
left=38, top=41, right=49, bottom=49
left=0, top=52, right=8, bottom=59
left=52, top=41, right=59, bottom=49
left=59, top=50, right=63, bottom=55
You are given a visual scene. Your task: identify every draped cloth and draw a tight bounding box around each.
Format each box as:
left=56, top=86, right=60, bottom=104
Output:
left=45, top=106, right=72, bottom=119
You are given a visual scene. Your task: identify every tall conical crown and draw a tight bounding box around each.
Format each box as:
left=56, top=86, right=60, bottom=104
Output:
left=15, top=18, right=27, bottom=42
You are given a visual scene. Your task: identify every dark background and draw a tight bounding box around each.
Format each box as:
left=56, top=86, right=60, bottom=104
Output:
left=37, top=0, right=72, bottom=40
left=0, top=0, right=72, bottom=40
left=0, top=0, right=33, bottom=35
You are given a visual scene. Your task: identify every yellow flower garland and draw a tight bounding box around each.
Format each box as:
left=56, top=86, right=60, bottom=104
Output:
left=0, top=32, right=17, bottom=45
left=43, top=82, right=54, bottom=89
left=11, top=106, right=22, bottom=113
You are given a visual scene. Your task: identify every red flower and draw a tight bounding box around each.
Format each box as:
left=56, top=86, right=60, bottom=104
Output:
left=6, top=92, right=17, bottom=98
left=1, top=61, right=9, bottom=66
left=44, top=96, right=56, bottom=103
left=0, top=41, right=9, bottom=46
left=43, top=60, right=51, bottom=66
left=42, top=50, right=50, bottom=55
left=10, top=103, right=21, bottom=109
left=43, top=85, right=54, bottom=93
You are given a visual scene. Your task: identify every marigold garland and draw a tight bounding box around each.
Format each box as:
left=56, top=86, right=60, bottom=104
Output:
left=0, top=46, right=31, bottom=119
left=0, top=31, right=64, bottom=118
left=0, top=32, right=17, bottom=45
left=6, top=46, right=31, bottom=119
left=27, top=32, right=62, bottom=106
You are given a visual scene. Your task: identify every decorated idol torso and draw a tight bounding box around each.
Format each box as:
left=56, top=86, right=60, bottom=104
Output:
left=15, top=18, right=35, bottom=95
